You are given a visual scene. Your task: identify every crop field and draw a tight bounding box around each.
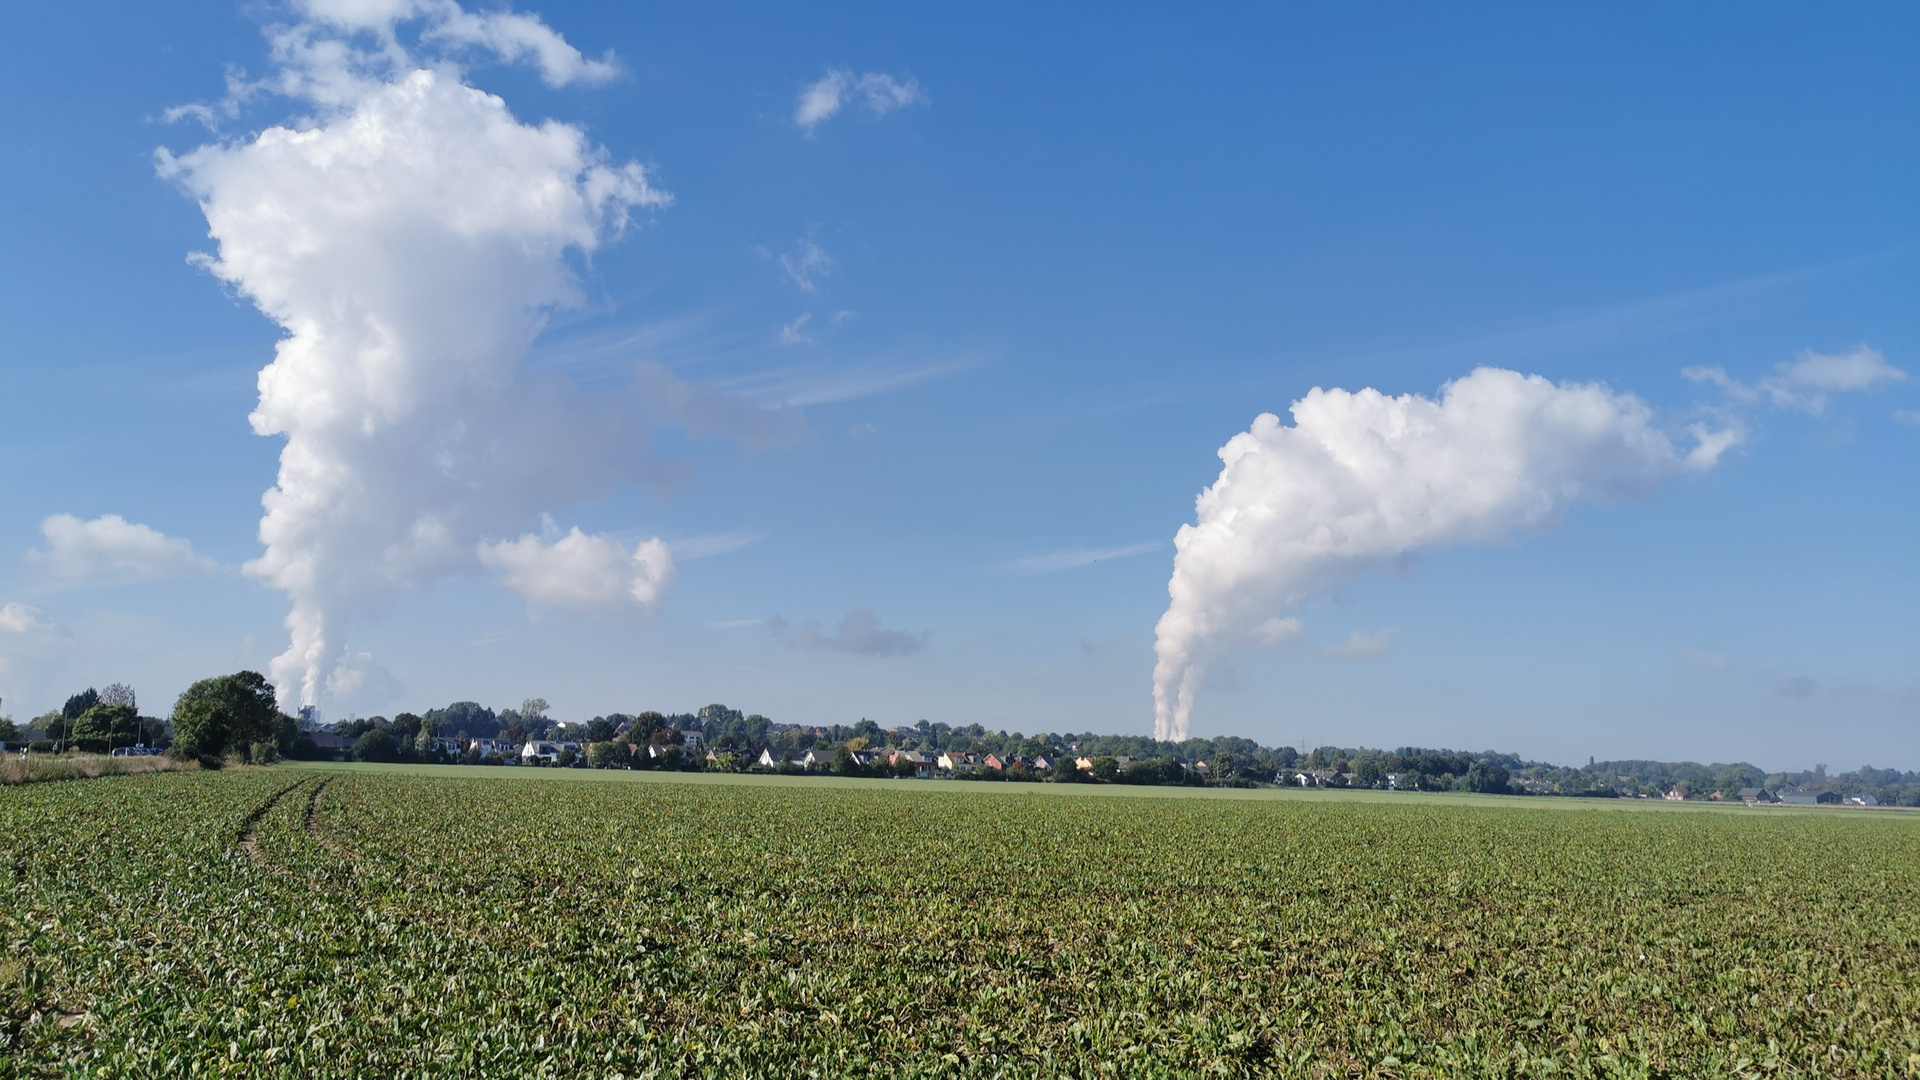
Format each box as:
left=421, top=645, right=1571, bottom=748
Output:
left=3, top=770, right=1918, bottom=1078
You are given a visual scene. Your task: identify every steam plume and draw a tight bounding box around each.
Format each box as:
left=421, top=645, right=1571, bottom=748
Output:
left=1152, top=367, right=1737, bottom=741
left=161, top=2, right=797, bottom=707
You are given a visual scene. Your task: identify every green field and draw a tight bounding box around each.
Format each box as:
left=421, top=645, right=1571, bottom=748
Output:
left=4, top=769, right=1917, bottom=1078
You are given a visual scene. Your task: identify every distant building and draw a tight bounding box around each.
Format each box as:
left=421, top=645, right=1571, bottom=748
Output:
left=469, top=738, right=516, bottom=760
left=521, top=741, right=578, bottom=765
left=1847, top=793, right=1879, bottom=807
left=888, top=750, right=934, bottom=779
left=1737, top=787, right=1770, bottom=804
left=1778, top=790, right=1841, bottom=806
left=309, top=731, right=352, bottom=760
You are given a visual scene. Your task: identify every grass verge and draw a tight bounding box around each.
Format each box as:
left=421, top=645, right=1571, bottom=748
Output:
left=0, top=752, right=199, bottom=786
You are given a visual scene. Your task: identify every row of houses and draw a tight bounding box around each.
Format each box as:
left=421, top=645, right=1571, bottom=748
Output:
left=1659, top=785, right=1879, bottom=806
left=746, top=748, right=1230, bottom=780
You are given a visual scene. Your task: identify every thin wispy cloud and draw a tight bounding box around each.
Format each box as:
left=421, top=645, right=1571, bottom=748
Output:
left=1325, top=628, right=1399, bottom=659
left=780, top=236, right=833, bottom=293
left=717, top=358, right=974, bottom=408
left=1685, top=346, right=1907, bottom=415
left=527, top=311, right=765, bottom=382
left=1775, top=675, right=1818, bottom=699
left=769, top=609, right=929, bottom=657
left=795, top=70, right=926, bottom=133
left=1678, top=648, right=1739, bottom=671
left=1339, top=260, right=1868, bottom=373
left=1002, top=541, right=1163, bottom=576
left=1081, top=631, right=1138, bottom=654
left=779, top=313, right=817, bottom=346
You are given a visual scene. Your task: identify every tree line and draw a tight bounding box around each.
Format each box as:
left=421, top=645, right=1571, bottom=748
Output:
left=7, top=674, right=1919, bottom=804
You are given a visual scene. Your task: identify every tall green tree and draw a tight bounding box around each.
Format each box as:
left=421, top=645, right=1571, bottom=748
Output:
left=73, top=704, right=140, bottom=752
left=171, top=671, right=281, bottom=758
left=62, top=688, right=100, bottom=722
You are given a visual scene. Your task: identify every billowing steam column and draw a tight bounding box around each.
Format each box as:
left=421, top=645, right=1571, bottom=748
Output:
left=1151, top=366, right=1739, bottom=742
left=160, top=2, right=798, bottom=710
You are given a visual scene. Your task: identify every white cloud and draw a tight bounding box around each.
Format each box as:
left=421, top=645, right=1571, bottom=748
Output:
left=1003, top=541, right=1162, bottom=576
left=1685, top=345, right=1907, bottom=416
left=158, top=2, right=796, bottom=708
left=779, top=237, right=833, bottom=292
left=771, top=608, right=928, bottom=657
left=1152, top=367, right=1735, bottom=741
left=0, top=602, right=77, bottom=712
left=478, top=528, right=677, bottom=618
left=27, top=514, right=217, bottom=587
left=1325, top=628, right=1398, bottom=659
left=795, top=69, right=926, bottom=132
left=0, top=603, right=49, bottom=636
left=1893, top=409, right=1919, bottom=427
left=281, top=0, right=616, bottom=89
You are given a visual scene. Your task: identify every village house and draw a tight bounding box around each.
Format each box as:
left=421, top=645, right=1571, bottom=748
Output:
left=1777, top=789, right=1841, bottom=805
left=888, top=750, right=935, bottom=779
left=937, top=751, right=983, bottom=774
left=1736, top=787, right=1770, bottom=804
left=468, top=738, right=515, bottom=760
left=801, top=749, right=835, bottom=770
left=757, top=748, right=788, bottom=769
left=1663, top=785, right=1689, bottom=802
left=1030, top=755, right=1055, bottom=772
left=520, top=740, right=579, bottom=765
left=1847, top=793, right=1879, bottom=806
left=308, top=731, right=352, bottom=760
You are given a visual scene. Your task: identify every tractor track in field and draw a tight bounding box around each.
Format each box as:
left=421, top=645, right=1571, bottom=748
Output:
left=305, top=775, right=352, bottom=859
left=238, top=775, right=320, bottom=864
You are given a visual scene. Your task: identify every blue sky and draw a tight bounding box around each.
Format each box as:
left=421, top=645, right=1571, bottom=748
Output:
left=0, top=1, right=1914, bottom=770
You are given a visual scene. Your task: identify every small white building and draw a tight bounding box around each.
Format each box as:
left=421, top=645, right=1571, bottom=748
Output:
left=469, top=738, right=515, bottom=759
left=521, top=740, right=579, bottom=765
